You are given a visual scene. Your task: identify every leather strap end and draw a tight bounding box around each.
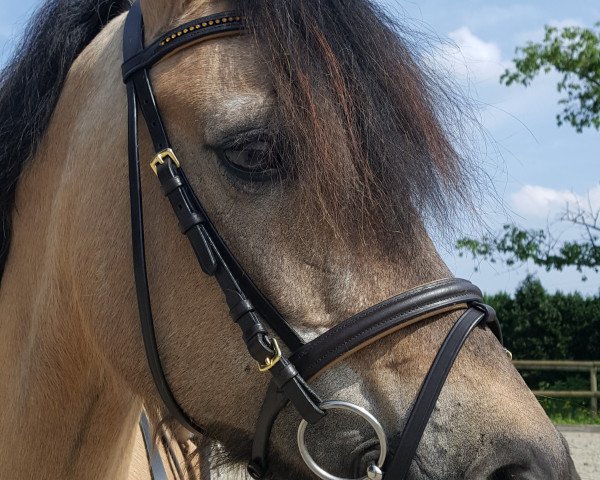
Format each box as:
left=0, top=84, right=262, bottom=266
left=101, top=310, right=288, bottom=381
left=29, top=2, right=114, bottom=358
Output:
left=238, top=315, right=269, bottom=347
left=231, top=298, right=255, bottom=321
left=187, top=226, right=218, bottom=275
left=470, top=301, right=503, bottom=345
left=281, top=375, right=324, bottom=424
left=269, top=359, right=325, bottom=424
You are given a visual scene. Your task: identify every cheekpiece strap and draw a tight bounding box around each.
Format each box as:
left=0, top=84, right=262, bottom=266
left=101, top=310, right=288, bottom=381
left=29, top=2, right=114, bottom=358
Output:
left=124, top=1, right=303, bottom=351
left=122, top=0, right=318, bottom=441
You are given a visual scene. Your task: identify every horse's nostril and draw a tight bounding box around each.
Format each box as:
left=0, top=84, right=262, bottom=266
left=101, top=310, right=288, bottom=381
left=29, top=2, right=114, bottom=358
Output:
left=470, top=436, right=580, bottom=480
left=351, top=446, right=380, bottom=478
left=487, top=464, right=530, bottom=480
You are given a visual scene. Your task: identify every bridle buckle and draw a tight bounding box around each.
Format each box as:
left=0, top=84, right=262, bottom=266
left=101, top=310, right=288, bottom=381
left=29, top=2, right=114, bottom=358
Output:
left=150, top=148, right=180, bottom=175
left=258, top=338, right=282, bottom=372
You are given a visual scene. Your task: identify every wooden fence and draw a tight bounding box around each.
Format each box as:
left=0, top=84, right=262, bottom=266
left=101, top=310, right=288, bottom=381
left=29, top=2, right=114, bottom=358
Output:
left=513, top=360, right=599, bottom=417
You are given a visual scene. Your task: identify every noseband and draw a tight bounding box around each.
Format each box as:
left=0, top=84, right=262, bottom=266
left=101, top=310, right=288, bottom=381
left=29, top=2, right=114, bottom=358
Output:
left=122, top=4, right=505, bottom=479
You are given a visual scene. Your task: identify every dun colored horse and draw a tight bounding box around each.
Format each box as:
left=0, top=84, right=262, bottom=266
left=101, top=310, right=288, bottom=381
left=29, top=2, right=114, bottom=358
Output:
left=0, top=0, right=579, bottom=478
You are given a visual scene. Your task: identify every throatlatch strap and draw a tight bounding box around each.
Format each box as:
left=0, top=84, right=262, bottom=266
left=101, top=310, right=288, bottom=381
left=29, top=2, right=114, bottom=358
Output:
left=124, top=3, right=208, bottom=435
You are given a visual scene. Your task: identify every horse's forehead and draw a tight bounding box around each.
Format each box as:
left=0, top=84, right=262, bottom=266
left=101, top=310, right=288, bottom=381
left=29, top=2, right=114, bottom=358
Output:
left=150, top=30, right=270, bottom=135
left=141, top=0, right=266, bottom=116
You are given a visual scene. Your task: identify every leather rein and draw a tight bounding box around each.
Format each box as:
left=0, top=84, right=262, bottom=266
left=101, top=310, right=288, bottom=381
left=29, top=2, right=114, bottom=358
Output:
left=122, top=3, right=504, bottom=479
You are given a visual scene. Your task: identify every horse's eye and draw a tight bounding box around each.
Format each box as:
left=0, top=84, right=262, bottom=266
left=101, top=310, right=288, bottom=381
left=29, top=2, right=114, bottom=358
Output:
left=217, top=140, right=283, bottom=182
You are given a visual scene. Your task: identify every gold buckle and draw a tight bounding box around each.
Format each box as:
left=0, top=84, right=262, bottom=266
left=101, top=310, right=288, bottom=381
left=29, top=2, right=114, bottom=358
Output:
left=150, top=148, right=180, bottom=175
left=258, top=338, right=282, bottom=372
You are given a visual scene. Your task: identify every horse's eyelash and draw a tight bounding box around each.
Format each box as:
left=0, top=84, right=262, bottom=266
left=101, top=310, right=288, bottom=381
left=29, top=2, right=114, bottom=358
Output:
left=212, top=128, right=272, bottom=151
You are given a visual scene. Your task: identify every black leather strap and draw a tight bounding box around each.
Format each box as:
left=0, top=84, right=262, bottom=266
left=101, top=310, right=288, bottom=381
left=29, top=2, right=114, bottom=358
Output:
left=123, top=1, right=302, bottom=352
left=383, top=307, right=489, bottom=479
left=122, top=4, right=506, bottom=479
left=177, top=168, right=304, bottom=351
left=122, top=2, right=144, bottom=68
left=290, top=278, right=496, bottom=379
left=122, top=11, right=244, bottom=81
left=125, top=2, right=208, bottom=435
left=248, top=279, right=501, bottom=478
left=131, top=69, right=170, bottom=152
left=247, top=381, right=283, bottom=479
left=123, top=1, right=319, bottom=436
left=153, top=158, right=325, bottom=422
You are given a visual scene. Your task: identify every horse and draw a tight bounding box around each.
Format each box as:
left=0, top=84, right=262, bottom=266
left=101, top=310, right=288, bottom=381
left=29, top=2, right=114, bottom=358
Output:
left=0, top=0, right=580, bottom=478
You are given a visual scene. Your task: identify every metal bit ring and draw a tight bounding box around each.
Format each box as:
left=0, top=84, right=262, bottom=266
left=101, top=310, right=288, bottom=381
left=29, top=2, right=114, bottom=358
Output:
left=297, top=401, right=387, bottom=480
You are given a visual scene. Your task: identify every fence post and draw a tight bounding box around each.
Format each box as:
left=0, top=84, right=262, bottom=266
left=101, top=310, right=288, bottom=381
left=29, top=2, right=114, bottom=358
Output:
left=591, top=366, right=598, bottom=417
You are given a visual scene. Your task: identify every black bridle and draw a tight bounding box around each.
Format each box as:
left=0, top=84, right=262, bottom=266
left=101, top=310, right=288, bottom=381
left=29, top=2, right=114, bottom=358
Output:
left=122, top=3, right=504, bottom=479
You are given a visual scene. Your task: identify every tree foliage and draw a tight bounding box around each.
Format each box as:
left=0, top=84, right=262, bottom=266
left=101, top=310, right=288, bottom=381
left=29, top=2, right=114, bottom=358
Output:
left=457, top=209, right=600, bottom=279
left=501, top=23, right=600, bottom=132
left=485, top=276, right=600, bottom=360
left=458, top=23, right=600, bottom=274
left=488, top=277, right=600, bottom=422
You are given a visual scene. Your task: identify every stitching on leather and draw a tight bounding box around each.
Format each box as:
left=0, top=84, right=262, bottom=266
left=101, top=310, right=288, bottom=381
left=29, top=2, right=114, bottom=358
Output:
left=292, top=279, right=468, bottom=361
left=305, top=298, right=466, bottom=371
left=293, top=281, right=476, bottom=361
left=297, top=292, right=482, bottom=374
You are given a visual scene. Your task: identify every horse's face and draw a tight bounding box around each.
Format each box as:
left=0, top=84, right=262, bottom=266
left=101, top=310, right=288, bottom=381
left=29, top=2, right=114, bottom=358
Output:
left=84, top=0, right=576, bottom=477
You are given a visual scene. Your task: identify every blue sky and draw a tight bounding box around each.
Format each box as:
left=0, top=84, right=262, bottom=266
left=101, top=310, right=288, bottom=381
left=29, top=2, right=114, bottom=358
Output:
left=375, top=1, right=600, bottom=295
left=1, top=0, right=599, bottom=295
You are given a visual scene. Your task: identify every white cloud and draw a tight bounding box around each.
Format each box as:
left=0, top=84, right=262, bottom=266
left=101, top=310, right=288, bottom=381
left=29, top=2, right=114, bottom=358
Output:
left=437, top=27, right=508, bottom=82
left=511, top=184, right=600, bottom=218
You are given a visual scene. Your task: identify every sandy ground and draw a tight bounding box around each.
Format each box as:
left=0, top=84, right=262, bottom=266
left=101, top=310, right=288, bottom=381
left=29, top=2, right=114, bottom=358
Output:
left=558, top=426, right=600, bottom=480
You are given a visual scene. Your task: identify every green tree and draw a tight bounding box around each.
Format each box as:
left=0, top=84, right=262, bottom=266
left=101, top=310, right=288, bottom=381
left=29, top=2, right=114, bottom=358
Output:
left=458, top=23, right=600, bottom=275
left=493, top=276, right=569, bottom=359
left=485, top=276, right=600, bottom=360
left=501, top=23, right=600, bottom=132
left=485, top=279, right=600, bottom=422
left=552, top=290, right=600, bottom=359
left=457, top=219, right=600, bottom=278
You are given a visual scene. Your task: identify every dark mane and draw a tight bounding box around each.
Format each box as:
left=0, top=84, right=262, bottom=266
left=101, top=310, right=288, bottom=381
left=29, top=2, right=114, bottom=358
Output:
left=239, top=0, right=480, bottom=251
left=0, top=0, right=127, bottom=281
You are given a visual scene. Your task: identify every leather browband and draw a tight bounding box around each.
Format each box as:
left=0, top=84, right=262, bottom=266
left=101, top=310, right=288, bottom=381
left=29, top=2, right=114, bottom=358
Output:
left=122, top=3, right=505, bottom=479
left=122, top=11, right=244, bottom=81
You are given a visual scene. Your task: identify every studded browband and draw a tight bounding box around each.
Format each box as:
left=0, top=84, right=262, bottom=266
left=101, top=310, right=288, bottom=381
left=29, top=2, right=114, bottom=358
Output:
left=122, top=3, right=503, bottom=479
